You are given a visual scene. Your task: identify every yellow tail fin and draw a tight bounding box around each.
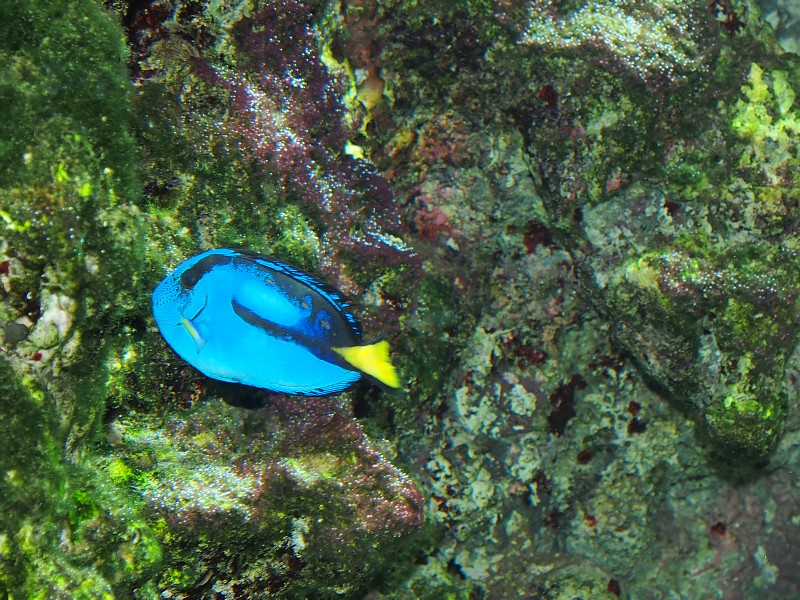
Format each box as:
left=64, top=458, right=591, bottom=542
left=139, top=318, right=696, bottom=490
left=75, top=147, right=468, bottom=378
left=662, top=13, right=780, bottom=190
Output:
left=332, top=340, right=401, bottom=389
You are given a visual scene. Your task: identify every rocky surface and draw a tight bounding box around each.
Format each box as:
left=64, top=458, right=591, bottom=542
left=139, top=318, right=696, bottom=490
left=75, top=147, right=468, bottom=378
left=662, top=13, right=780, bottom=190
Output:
left=3, top=0, right=800, bottom=598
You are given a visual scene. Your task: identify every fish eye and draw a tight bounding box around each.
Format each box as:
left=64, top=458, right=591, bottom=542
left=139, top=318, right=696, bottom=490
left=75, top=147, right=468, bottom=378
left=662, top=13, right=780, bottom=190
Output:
left=180, top=267, right=202, bottom=289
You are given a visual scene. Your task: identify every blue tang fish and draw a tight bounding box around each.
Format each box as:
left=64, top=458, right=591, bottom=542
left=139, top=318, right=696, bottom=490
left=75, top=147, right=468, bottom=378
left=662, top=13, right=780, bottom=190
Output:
left=152, top=248, right=401, bottom=395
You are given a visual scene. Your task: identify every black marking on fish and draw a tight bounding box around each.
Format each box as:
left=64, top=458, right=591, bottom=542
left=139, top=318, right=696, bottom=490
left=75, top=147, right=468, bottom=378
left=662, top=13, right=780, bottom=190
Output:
left=181, top=253, right=232, bottom=289
left=230, top=299, right=354, bottom=367
left=231, top=250, right=361, bottom=338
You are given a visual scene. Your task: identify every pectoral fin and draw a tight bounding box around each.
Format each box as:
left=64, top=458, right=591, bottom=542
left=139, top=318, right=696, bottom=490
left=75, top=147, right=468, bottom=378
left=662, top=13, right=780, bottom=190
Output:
left=332, top=340, right=401, bottom=389
left=180, top=317, right=207, bottom=352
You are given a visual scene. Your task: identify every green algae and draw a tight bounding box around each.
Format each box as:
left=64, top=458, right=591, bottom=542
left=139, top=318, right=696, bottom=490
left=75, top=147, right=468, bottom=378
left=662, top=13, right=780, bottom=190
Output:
left=0, top=356, right=161, bottom=598
left=0, top=1, right=162, bottom=596
left=604, top=246, right=795, bottom=458
left=104, top=399, right=422, bottom=598
left=0, top=0, right=146, bottom=421
left=398, top=273, right=477, bottom=402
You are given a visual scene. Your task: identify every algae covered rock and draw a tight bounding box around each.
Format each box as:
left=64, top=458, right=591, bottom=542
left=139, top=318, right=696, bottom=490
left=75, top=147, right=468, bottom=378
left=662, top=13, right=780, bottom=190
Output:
left=0, top=1, right=162, bottom=596
left=107, top=396, right=423, bottom=597
left=7, top=0, right=800, bottom=597
left=602, top=240, right=794, bottom=458
left=356, top=0, right=800, bottom=461
left=0, top=356, right=162, bottom=597
left=0, top=0, right=145, bottom=451
left=339, top=1, right=800, bottom=597
left=501, top=0, right=800, bottom=459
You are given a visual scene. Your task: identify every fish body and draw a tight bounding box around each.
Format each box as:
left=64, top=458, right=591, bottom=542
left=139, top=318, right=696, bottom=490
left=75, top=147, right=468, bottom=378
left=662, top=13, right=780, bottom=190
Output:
left=152, top=248, right=400, bottom=395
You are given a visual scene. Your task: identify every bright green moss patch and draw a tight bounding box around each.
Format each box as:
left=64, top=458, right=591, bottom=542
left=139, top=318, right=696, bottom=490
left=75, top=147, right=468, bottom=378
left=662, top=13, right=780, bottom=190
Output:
left=731, top=62, right=800, bottom=184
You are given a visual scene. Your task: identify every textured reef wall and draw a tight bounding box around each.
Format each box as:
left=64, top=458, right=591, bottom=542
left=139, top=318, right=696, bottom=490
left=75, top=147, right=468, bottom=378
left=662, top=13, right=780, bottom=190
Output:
left=3, top=0, right=800, bottom=598
left=358, top=0, right=800, bottom=597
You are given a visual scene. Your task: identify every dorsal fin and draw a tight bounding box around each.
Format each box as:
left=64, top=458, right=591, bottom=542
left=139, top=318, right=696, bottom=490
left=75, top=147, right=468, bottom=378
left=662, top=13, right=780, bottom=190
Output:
left=233, top=249, right=361, bottom=336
